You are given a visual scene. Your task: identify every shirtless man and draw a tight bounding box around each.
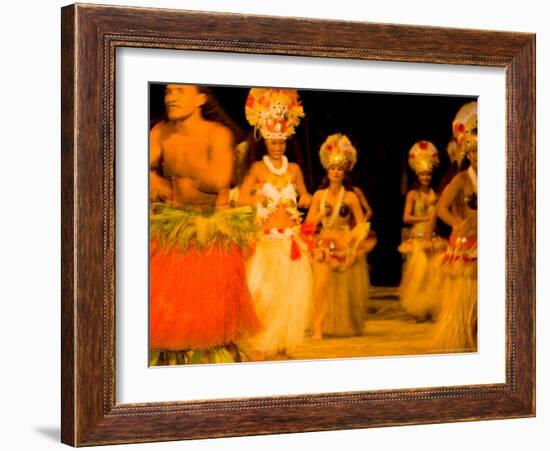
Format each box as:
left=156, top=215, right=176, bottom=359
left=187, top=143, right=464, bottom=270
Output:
left=149, top=84, right=260, bottom=365
left=150, top=84, right=233, bottom=207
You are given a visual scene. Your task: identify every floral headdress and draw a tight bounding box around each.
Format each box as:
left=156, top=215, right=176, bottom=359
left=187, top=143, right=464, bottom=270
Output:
left=245, top=88, right=305, bottom=140
left=408, top=140, right=439, bottom=174
left=319, top=133, right=357, bottom=171
left=452, top=101, right=478, bottom=154
left=446, top=137, right=464, bottom=167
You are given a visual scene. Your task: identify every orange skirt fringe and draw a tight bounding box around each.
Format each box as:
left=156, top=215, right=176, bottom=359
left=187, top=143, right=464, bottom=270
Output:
left=150, top=243, right=261, bottom=351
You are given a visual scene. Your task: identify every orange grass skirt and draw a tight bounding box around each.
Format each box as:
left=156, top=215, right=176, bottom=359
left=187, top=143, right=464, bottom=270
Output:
left=150, top=243, right=261, bottom=351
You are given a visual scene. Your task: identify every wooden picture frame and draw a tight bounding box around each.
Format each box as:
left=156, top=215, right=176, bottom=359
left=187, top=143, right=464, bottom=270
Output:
left=61, top=3, right=535, bottom=446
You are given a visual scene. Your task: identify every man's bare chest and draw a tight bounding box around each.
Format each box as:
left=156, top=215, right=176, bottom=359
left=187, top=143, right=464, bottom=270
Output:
left=161, top=135, right=210, bottom=175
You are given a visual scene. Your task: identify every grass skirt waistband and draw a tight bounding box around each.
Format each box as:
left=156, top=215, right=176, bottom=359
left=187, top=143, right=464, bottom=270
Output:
left=149, top=203, right=261, bottom=352
left=150, top=203, right=259, bottom=253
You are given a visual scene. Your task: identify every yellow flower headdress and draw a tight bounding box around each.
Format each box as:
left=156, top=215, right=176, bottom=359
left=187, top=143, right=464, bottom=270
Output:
left=319, top=133, right=357, bottom=171
left=245, top=88, right=305, bottom=140
left=408, top=140, right=440, bottom=174
left=446, top=137, right=464, bottom=167
left=452, top=101, right=478, bottom=153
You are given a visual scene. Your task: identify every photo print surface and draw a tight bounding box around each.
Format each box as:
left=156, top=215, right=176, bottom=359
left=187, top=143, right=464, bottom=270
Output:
left=148, top=83, right=478, bottom=366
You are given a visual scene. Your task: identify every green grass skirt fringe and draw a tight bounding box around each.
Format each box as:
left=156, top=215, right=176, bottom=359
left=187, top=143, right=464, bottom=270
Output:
left=150, top=203, right=259, bottom=252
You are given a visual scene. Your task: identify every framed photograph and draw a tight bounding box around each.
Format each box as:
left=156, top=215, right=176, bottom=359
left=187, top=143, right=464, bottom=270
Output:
left=61, top=3, right=535, bottom=446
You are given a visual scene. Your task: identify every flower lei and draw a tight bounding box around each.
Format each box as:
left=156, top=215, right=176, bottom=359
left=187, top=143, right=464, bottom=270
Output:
left=262, top=155, right=288, bottom=176
left=321, top=187, right=345, bottom=229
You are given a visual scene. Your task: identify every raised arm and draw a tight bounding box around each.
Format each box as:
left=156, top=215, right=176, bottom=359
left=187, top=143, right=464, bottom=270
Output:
left=291, top=163, right=312, bottom=208
left=437, top=174, right=463, bottom=228
left=346, top=192, right=369, bottom=261
left=349, top=191, right=365, bottom=226
left=353, top=186, right=373, bottom=221
left=305, top=190, right=324, bottom=226
left=149, top=123, right=173, bottom=202
left=238, top=163, right=260, bottom=206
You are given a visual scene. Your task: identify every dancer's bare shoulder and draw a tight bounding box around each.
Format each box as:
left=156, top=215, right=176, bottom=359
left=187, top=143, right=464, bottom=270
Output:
left=205, top=120, right=233, bottom=142
left=344, top=189, right=360, bottom=205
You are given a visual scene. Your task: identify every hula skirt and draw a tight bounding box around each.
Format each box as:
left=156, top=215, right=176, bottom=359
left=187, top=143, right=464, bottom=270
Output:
left=149, top=204, right=261, bottom=351
left=245, top=228, right=313, bottom=355
left=398, top=237, right=447, bottom=321
left=431, top=234, right=478, bottom=353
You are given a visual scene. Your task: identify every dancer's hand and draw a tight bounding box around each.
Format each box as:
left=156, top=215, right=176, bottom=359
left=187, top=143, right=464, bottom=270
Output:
left=254, top=194, right=268, bottom=206
left=313, top=248, right=328, bottom=263
left=298, top=193, right=313, bottom=209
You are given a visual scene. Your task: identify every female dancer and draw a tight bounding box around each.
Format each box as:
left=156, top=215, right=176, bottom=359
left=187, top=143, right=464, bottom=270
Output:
left=306, top=133, right=374, bottom=338
left=398, top=140, right=445, bottom=322
left=432, top=101, right=478, bottom=353
left=239, top=88, right=313, bottom=358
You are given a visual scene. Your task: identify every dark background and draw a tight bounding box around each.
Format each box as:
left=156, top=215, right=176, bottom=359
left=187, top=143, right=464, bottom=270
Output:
left=149, top=83, right=475, bottom=286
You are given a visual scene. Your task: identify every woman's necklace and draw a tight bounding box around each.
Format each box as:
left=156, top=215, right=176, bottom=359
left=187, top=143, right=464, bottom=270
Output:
left=321, top=187, right=345, bottom=229
left=417, top=187, right=435, bottom=210
left=263, top=155, right=288, bottom=176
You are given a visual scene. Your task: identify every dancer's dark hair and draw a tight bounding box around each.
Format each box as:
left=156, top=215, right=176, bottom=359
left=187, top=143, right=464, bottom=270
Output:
left=318, top=172, right=354, bottom=191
